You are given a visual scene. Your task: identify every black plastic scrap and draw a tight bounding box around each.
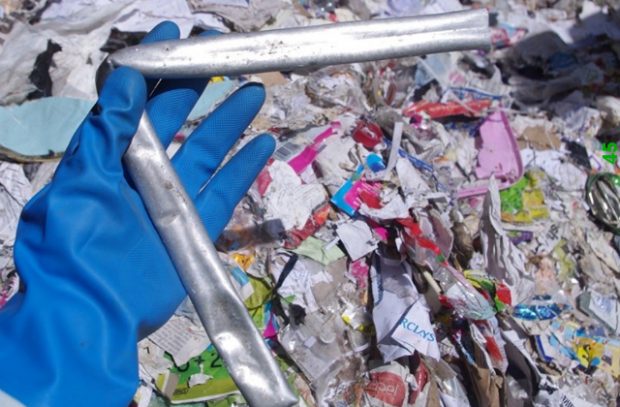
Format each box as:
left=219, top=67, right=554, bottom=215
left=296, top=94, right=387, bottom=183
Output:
left=27, top=39, right=62, bottom=100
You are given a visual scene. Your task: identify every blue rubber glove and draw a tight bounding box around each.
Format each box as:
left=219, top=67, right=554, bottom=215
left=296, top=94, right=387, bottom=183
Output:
left=0, top=21, right=274, bottom=407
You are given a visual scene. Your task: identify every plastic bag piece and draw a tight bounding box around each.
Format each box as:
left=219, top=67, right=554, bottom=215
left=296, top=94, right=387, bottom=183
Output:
left=397, top=218, right=495, bottom=320
left=425, top=359, right=471, bottom=407
left=513, top=295, right=568, bottom=321
left=434, top=264, right=496, bottom=321
left=362, top=362, right=409, bottom=407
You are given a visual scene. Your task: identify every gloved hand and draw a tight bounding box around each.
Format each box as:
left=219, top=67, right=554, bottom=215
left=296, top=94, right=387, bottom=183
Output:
left=0, top=21, right=274, bottom=407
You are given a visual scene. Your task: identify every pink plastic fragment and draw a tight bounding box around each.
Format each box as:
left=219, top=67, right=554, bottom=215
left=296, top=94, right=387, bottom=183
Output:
left=363, top=218, right=389, bottom=242
left=288, top=123, right=340, bottom=174
left=458, top=111, right=523, bottom=198
left=263, top=313, right=278, bottom=339
left=256, top=166, right=273, bottom=197
left=348, top=259, right=369, bottom=289
left=344, top=181, right=382, bottom=211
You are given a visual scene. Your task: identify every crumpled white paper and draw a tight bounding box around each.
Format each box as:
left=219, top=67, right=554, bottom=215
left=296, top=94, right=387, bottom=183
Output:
left=370, top=253, right=438, bottom=362
left=480, top=177, right=535, bottom=305
left=337, top=220, right=377, bottom=261
left=0, top=163, right=31, bottom=245
left=264, top=161, right=327, bottom=231
left=148, top=315, right=211, bottom=366
left=391, top=298, right=440, bottom=360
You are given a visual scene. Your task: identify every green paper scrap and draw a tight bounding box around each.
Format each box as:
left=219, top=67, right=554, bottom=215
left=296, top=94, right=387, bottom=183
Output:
left=553, top=240, right=576, bottom=282
left=244, top=275, right=272, bottom=329
left=155, top=275, right=277, bottom=404
left=207, top=394, right=247, bottom=407
left=494, top=296, right=507, bottom=313
left=156, top=337, right=308, bottom=405
left=156, top=345, right=239, bottom=404
left=146, top=394, right=204, bottom=407
left=499, top=172, right=549, bottom=223
left=283, top=294, right=296, bottom=304
left=499, top=176, right=528, bottom=214
left=292, top=236, right=345, bottom=265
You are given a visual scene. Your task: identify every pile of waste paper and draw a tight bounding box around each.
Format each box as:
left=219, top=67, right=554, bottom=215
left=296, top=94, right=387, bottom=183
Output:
left=1, top=0, right=620, bottom=406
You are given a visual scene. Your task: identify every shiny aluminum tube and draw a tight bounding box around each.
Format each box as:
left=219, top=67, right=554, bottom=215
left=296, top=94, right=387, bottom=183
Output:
left=110, top=9, right=490, bottom=78
left=115, top=10, right=491, bottom=406
left=123, top=113, right=298, bottom=407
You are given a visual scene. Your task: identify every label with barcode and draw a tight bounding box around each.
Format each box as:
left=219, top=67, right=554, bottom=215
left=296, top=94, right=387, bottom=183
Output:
left=274, top=141, right=302, bottom=161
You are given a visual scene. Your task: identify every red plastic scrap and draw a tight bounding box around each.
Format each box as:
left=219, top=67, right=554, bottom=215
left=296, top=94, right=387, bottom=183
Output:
left=352, top=119, right=383, bottom=149
left=495, top=282, right=512, bottom=307
left=403, top=99, right=492, bottom=119
left=398, top=218, right=445, bottom=260
left=483, top=332, right=504, bottom=363
left=256, top=167, right=273, bottom=197
left=408, top=361, right=429, bottom=404
left=355, top=181, right=383, bottom=209
left=284, top=203, right=331, bottom=249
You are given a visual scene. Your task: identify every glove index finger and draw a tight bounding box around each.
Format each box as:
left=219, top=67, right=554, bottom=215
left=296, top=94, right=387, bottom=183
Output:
left=143, top=28, right=218, bottom=149
left=140, top=21, right=181, bottom=96
left=61, top=67, right=147, bottom=176
left=141, top=20, right=180, bottom=44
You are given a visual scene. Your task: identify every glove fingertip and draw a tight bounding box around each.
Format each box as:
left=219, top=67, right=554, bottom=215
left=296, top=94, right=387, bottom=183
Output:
left=249, top=133, right=277, bottom=157
left=142, top=21, right=180, bottom=44
left=199, top=29, right=222, bottom=38
left=98, top=67, right=147, bottom=118
left=196, top=134, right=275, bottom=238
left=238, top=82, right=266, bottom=108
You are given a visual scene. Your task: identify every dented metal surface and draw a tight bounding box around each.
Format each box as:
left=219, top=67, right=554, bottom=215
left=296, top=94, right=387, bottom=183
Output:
left=110, top=9, right=490, bottom=78
left=123, top=113, right=298, bottom=407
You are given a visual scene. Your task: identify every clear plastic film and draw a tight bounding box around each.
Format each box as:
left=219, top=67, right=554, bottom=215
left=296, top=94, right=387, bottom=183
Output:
left=397, top=218, right=495, bottom=320
left=435, top=264, right=496, bottom=321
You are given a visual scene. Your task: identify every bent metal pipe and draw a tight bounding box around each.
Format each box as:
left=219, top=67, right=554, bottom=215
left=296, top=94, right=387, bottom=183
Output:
left=109, top=9, right=490, bottom=407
